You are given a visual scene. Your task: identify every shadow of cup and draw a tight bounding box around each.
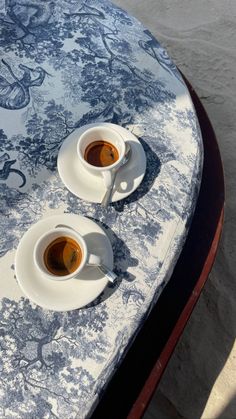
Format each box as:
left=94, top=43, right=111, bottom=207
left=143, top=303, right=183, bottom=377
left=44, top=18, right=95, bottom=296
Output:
left=113, top=136, right=162, bottom=211
left=84, top=219, right=139, bottom=307
left=114, top=140, right=145, bottom=194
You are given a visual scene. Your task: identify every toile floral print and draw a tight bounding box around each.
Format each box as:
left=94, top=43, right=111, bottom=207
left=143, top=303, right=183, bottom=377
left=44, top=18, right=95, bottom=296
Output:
left=0, top=1, right=202, bottom=417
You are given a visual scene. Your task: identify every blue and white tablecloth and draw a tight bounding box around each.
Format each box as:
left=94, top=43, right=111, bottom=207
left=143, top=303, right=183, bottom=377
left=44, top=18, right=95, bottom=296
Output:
left=0, top=1, right=203, bottom=417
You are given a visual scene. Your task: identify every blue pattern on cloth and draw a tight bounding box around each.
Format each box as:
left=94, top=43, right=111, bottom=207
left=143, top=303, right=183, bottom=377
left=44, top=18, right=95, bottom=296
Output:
left=0, top=0, right=203, bottom=417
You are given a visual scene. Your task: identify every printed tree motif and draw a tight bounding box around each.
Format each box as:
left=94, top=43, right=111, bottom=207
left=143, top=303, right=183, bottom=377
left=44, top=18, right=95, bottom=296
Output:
left=1, top=0, right=176, bottom=121
left=0, top=297, right=110, bottom=417
left=0, top=0, right=64, bottom=63
left=12, top=101, right=75, bottom=172
left=62, top=2, right=176, bottom=124
left=0, top=0, right=177, bottom=179
left=0, top=1, right=121, bottom=64
left=0, top=175, right=71, bottom=257
left=0, top=128, right=7, bottom=146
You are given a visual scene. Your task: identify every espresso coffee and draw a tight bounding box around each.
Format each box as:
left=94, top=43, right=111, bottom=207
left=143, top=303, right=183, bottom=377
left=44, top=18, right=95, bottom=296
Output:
left=44, top=236, right=82, bottom=276
left=84, top=140, right=119, bottom=167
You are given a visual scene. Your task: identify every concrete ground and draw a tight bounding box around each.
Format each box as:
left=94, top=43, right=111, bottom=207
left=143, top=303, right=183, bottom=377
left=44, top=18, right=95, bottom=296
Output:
left=114, top=1, right=236, bottom=418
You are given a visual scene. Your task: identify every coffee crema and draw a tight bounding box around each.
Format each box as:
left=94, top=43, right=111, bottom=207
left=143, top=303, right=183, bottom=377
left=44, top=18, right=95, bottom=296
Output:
left=44, top=236, right=82, bottom=276
left=84, top=140, right=119, bottom=167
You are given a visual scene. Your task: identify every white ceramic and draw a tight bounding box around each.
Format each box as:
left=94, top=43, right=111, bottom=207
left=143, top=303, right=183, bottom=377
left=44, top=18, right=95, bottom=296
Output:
left=77, top=125, right=126, bottom=189
left=58, top=123, right=147, bottom=203
left=34, top=226, right=101, bottom=281
left=15, top=214, right=113, bottom=311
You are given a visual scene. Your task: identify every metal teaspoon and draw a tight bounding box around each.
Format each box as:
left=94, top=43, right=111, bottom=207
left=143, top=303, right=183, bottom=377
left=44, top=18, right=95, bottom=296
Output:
left=101, top=142, right=132, bottom=208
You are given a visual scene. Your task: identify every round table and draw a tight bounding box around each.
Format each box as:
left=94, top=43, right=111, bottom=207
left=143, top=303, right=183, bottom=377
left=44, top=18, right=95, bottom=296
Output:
left=0, top=1, right=202, bottom=418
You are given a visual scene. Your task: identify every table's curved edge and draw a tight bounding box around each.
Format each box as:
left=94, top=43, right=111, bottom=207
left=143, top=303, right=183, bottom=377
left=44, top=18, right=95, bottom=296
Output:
left=128, top=73, right=225, bottom=418
left=91, top=74, right=225, bottom=419
left=128, top=209, right=224, bottom=419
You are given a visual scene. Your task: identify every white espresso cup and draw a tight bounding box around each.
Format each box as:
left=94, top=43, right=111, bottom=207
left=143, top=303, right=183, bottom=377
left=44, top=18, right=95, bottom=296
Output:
left=33, top=226, right=101, bottom=281
left=77, top=126, right=126, bottom=189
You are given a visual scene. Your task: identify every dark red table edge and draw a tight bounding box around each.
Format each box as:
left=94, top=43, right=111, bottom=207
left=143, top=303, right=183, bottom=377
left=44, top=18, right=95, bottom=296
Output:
left=91, top=73, right=225, bottom=419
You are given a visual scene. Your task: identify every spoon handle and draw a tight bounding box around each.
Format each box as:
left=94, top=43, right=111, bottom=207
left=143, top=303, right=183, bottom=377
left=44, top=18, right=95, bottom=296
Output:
left=98, top=264, right=117, bottom=283
left=101, top=170, right=117, bottom=207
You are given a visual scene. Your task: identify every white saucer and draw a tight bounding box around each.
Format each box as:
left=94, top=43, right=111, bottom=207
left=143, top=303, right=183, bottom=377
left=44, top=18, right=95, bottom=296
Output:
left=15, top=214, right=113, bottom=311
left=57, top=123, right=146, bottom=203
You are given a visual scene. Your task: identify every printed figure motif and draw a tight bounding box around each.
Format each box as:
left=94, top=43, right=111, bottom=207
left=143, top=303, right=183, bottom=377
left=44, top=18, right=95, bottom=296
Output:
left=0, top=59, right=48, bottom=109
left=0, top=153, right=26, bottom=187
left=139, top=29, right=184, bottom=84
left=5, top=0, right=54, bottom=31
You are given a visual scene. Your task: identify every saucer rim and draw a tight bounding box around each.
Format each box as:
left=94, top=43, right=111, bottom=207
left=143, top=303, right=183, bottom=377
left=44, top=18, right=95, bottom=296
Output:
left=15, top=214, right=113, bottom=311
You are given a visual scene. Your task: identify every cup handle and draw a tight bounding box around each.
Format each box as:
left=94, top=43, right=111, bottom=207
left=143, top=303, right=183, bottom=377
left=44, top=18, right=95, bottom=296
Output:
left=87, top=253, right=101, bottom=266
left=102, top=170, right=112, bottom=189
